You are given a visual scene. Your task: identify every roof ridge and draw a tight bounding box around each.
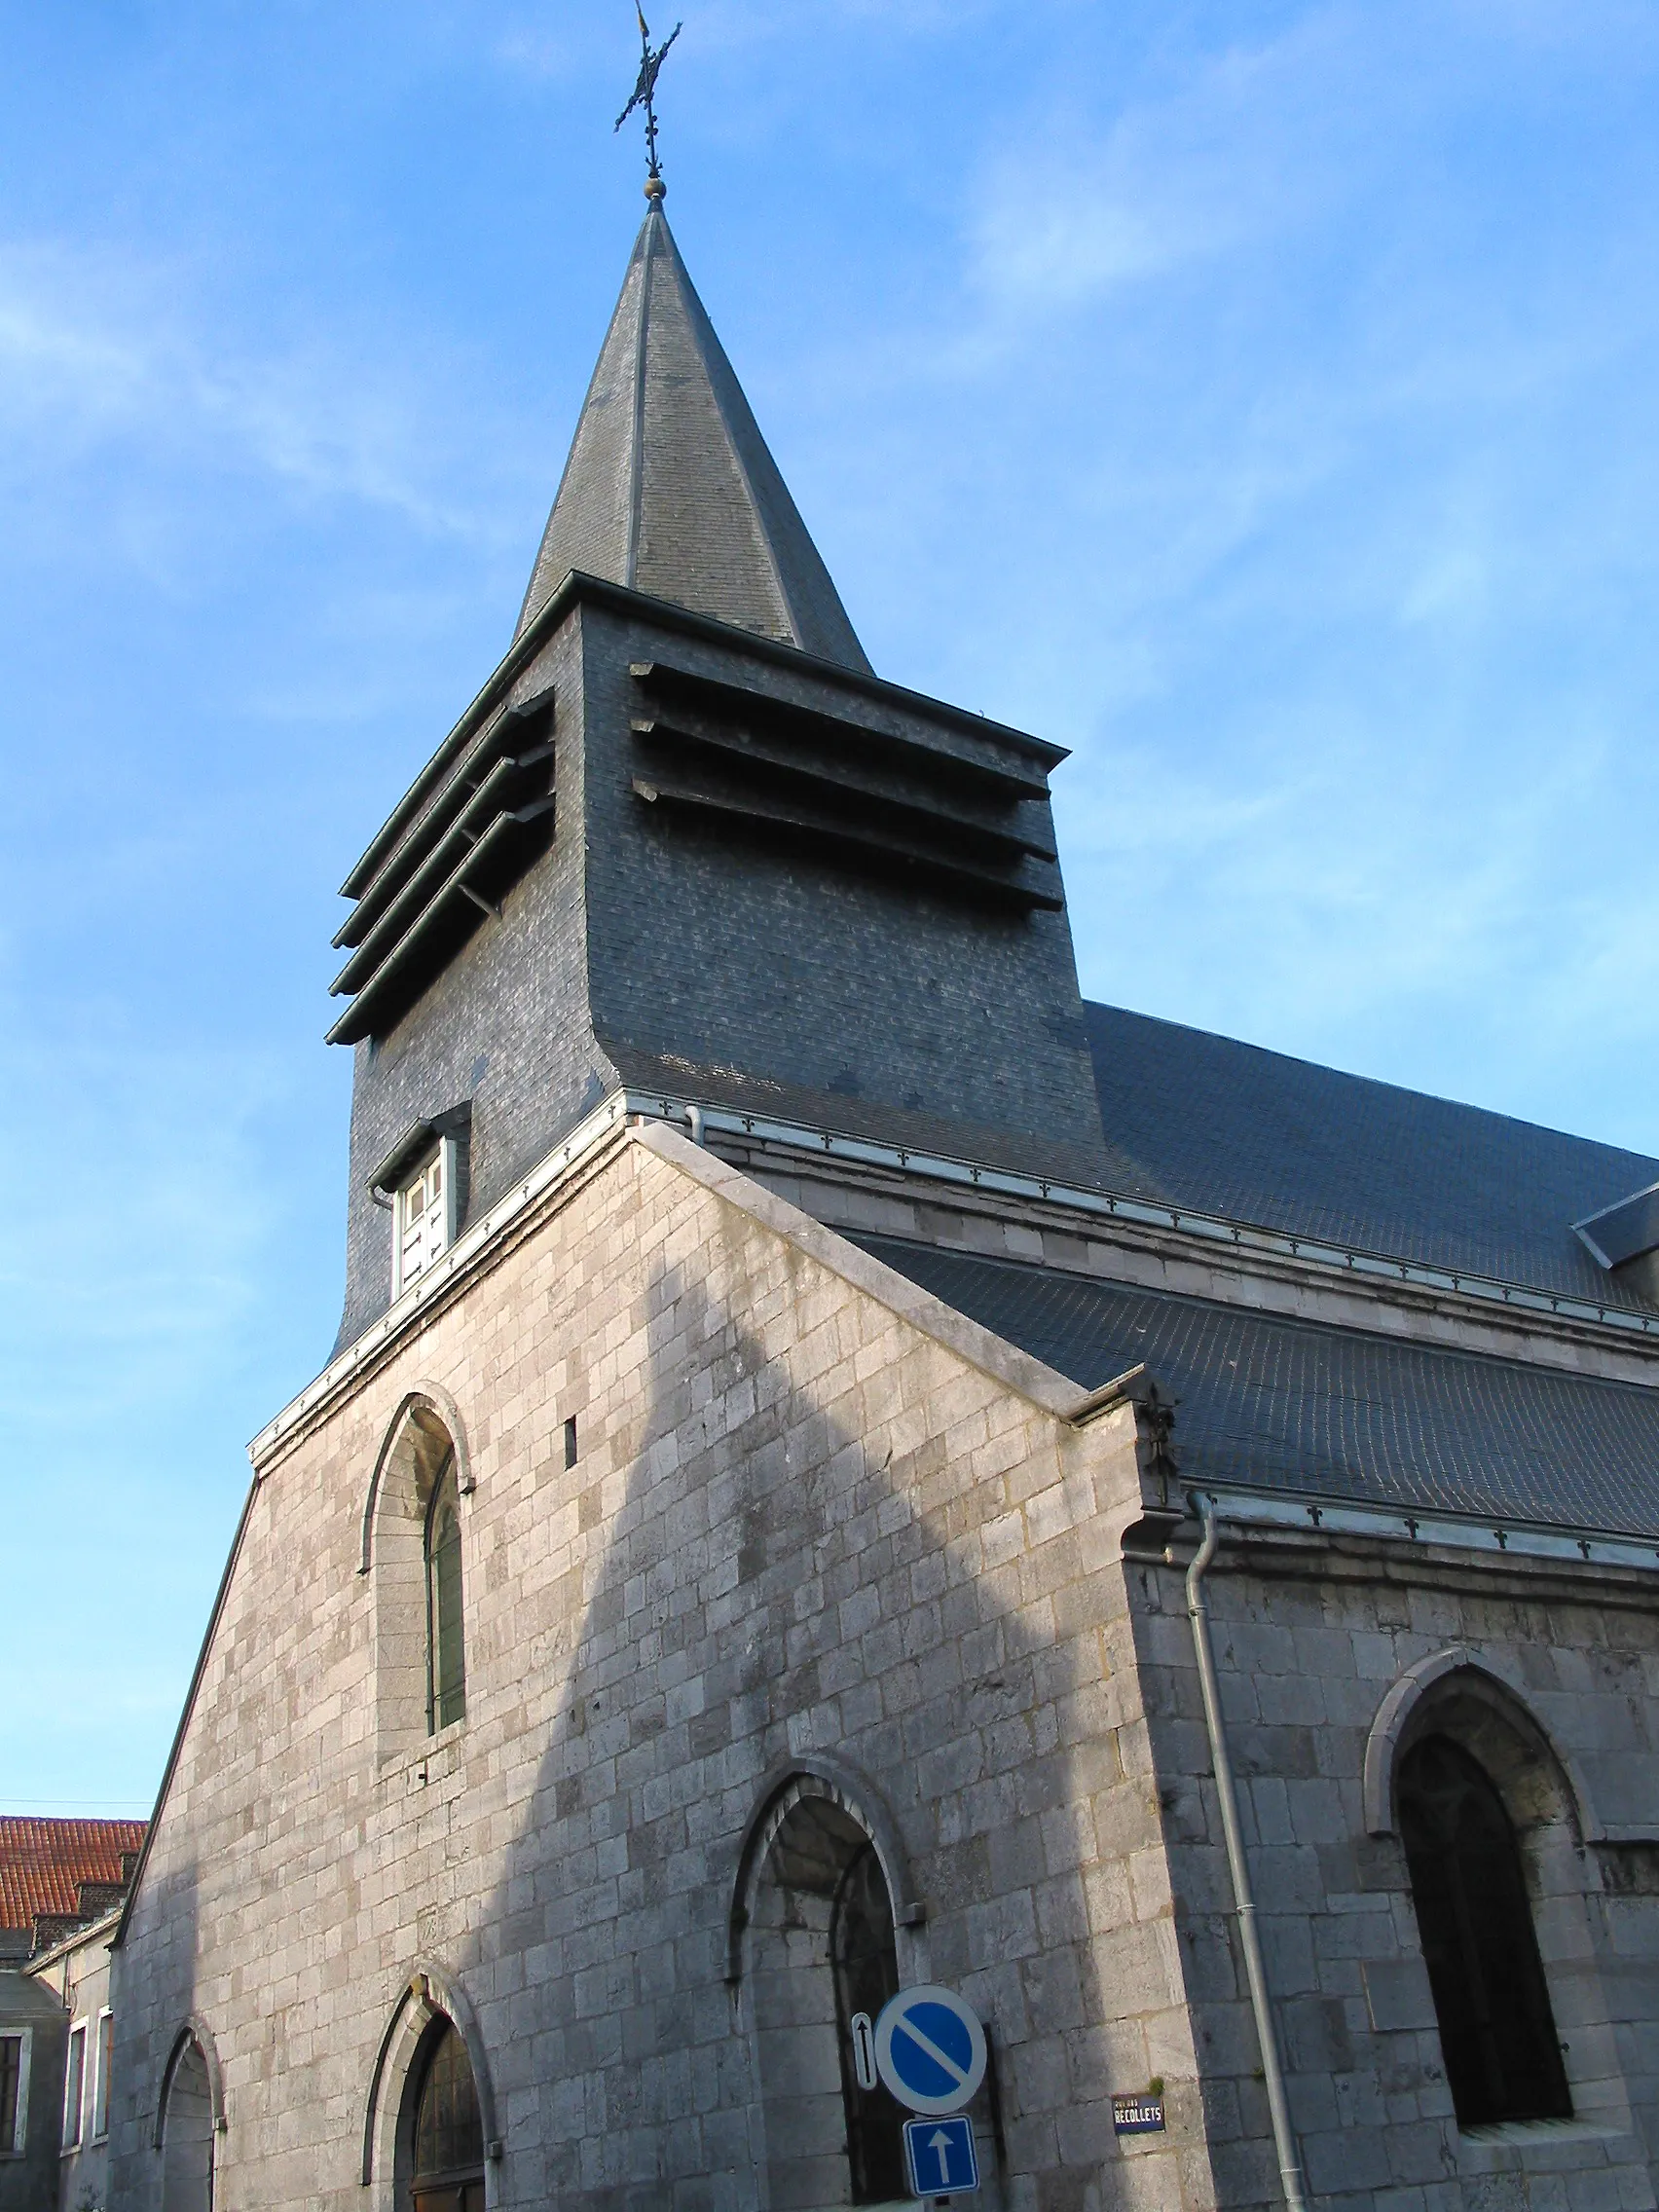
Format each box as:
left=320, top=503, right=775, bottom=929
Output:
left=623, top=205, right=657, bottom=590
left=655, top=212, right=797, bottom=644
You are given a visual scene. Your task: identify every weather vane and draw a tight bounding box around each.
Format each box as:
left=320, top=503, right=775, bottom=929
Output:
left=615, top=7, right=682, bottom=196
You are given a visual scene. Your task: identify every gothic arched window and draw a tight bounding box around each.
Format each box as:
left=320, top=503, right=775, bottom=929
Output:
left=830, top=1843, right=906, bottom=2204
left=410, top=2020, right=485, bottom=2212
left=424, top=1455, right=466, bottom=1734
left=1398, top=1733, right=1571, bottom=2127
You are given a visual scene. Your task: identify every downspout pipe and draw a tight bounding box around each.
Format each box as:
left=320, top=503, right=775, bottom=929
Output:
left=1184, top=1493, right=1310, bottom=2212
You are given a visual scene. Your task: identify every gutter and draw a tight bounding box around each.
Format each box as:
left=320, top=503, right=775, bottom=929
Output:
left=658, top=1096, right=1659, bottom=1342
left=1188, top=1484, right=1659, bottom=1574
left=1184, top=1493, right=1309, bottom=2212
left=249, top=1085, right=1659, bottom=1570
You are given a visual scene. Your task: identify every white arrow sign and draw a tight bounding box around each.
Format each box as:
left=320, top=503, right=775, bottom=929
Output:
left=902, top=2114, right=979, bottom=2197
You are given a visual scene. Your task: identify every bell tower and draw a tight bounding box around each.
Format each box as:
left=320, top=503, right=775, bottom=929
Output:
left=327, top=191, right=1108, bottom=1350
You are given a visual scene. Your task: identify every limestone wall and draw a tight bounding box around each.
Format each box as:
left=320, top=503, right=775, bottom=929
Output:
left=1130, top=1534, right=1659, bottom=2212
left=108, top=1127, right=1201, bottom=2212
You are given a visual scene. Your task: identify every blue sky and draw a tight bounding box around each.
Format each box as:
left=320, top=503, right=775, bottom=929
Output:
left=3, top=0, right=1657, bottom=1815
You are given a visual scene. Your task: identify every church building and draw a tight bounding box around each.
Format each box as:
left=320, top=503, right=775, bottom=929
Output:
left=106, top=172, right=1659, bottom=2212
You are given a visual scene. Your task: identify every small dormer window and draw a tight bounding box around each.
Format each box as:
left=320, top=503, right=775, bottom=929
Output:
left=370, top=1108, right=469, bottom=1302
left=394, top=1147, right=451, bottom=1297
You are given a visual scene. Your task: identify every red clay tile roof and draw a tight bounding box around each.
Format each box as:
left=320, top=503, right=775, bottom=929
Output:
left=0, top=1818, right=147, bottom=1932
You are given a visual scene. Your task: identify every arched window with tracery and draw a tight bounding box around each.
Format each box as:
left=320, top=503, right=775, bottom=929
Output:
left=409, top=2018, right=485, bottom=2212
left=1398, top=1733, right=1571, bottom=2127
left=424, top=1453, right=465, bottom=1733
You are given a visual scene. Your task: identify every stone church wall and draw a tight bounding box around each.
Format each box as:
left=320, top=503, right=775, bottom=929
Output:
left=109, top=1126, right=1209, bottom=2212
left=1129, top=1538, right=1659, bottom=2212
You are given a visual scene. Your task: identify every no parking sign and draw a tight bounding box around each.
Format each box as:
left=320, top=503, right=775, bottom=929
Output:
left=872, top=1986, right=987, bottom=2117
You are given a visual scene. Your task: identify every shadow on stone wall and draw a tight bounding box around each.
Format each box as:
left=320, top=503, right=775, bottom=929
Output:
left=110, top=1846, right=201, bottom=2212
left=442, top=1210, right=1132, bottom=2212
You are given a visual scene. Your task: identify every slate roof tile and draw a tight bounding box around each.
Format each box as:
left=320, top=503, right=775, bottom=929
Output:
left=516, top=203, right=870, bottom=672
left=853, top=1234, right=1659, bottom=1540
left=1085, top=1001, right=1659, bottom=1309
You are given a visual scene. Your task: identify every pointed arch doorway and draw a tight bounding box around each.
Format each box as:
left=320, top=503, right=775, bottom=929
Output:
left=160, top=2035, right=214, bottom=2212
left=408, top=2017, right=486, bottom=2212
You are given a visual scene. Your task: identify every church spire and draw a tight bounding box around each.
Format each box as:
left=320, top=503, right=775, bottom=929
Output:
left=514, top=202, right=872, bottom=673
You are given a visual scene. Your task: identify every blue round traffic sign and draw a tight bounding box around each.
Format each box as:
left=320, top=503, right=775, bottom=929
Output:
left=872, top=1985, right=987, bottom=2117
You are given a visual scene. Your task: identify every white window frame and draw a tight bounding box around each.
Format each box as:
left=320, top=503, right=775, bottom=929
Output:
left=390, top=1135, right=458, bottom=1300
left=91, top=2009, right=112, bottom=2142
left=1, top=2026, right=31, bottom=2157
left=62, top=2018, right=87, bottom=2151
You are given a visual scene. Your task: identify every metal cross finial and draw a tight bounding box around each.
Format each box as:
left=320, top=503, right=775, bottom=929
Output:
left=615, top=7, right=682, bottom=191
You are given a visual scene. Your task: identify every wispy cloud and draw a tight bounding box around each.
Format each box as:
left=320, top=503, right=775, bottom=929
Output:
left=0, top=1006, right=286, bottom=1433
left=0, top=239, right=504, bottom=545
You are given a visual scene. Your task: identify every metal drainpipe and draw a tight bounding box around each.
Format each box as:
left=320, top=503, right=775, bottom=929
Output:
left=684, top=1104, right=705, bottom=1147
left=1184, top=1493, right=1310, bottom=2212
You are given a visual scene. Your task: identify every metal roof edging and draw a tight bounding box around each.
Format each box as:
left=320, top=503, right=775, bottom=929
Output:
left=653, top=1100, right=1659, bottom=1341
left=1183, top=1483, right=1659, bottom=1574
left=246, top=1087, right=1659, bottom=1482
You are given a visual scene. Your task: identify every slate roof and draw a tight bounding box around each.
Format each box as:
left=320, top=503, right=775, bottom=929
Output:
left=0, top=1818, right=144, bottom=1936
left=1085, top=1001, right=1659, bottom=1310
left=516, top=203, right=870, bottom=672
left=606, top=1043, right=1124, bottom=1195
left=852, top=1235, right=1659, bottom=1540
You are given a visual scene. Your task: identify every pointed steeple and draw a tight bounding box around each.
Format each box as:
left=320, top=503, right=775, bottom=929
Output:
left=516, top=201, right=872, bottom=674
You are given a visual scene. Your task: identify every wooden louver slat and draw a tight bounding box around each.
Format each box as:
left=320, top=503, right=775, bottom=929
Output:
left=325, top=688, right=556, bottom=1045
left=627, top=664, right=1065, bottom=915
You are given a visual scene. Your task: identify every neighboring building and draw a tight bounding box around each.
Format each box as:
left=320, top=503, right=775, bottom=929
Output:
left=1, top=1970, right=67, bottom=2212
left=105, top=181, right=1659, bottom=2212
left=0, top=1825, right=141, bottom=2212
left=0, top=1822, right=145, bottom=1967
left=31, top=1910, right=123, bottom=2212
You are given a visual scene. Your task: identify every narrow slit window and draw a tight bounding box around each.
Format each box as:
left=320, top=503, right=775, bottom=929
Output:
left=1399, top=1733, right=1571, bottom=2127
left=425, top=1453, right=466, bottom=1733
